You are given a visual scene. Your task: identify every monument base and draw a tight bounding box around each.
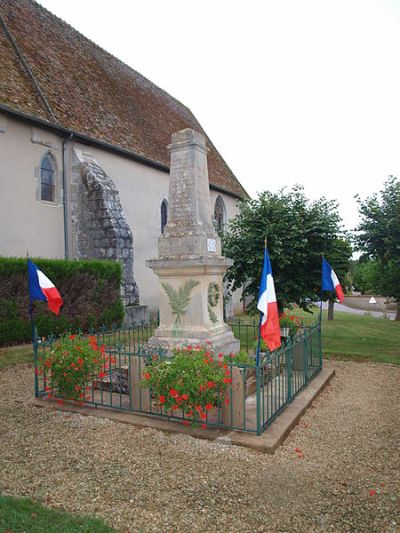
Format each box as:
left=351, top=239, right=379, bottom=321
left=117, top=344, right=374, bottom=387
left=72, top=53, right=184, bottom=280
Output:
left=148, top=328, right=239, bottom=356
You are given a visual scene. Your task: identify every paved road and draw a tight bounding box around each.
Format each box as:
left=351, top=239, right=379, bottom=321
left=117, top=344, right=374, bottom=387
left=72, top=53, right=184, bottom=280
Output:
left=319, top=301, right=396, bottom=320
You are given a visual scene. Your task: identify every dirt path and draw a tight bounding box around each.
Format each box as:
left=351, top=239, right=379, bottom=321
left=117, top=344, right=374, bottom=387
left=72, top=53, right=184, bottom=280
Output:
left=0, top=360, right=399, bottom=532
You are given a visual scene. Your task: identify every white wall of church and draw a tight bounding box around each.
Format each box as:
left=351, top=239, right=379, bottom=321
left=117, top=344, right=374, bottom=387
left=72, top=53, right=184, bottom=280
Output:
left=0, top=115, right=64, bottom=259
left=0, top=115, right=244, bottom=315
left=75, top=142, right=169, bottom=315
left=73, top=143, right=243, bottom=314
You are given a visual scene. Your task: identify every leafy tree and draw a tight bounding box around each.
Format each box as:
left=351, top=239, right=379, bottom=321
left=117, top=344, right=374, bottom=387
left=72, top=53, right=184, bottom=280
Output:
left=350, top=259, right=379, bottom=294
left=355, top=176, right=400, bottom=320
left=223, top=186, right=351, bottom=312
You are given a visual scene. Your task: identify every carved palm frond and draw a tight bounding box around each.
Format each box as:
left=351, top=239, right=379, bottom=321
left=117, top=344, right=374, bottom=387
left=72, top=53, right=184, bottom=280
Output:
left=162, top=279, right=200, bottom=325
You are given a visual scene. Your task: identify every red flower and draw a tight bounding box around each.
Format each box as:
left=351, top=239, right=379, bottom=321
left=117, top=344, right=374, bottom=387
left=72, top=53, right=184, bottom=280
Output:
left=172, top=404, right=180, bottom=411
left=34, top=367, right=39, bottom=375
left=44, top=386, right=52, bottom=392
left=181, top=394, right=189, bottom=400
left=98, top=371, right=106, bottom=379
left=186, top=410, right=193, bottom=417
left=225, top=369, right=230, bottom=376
left=77, top=358, right=84, bottom=365
left=144, top=373, right=151, bottom=380
left=200, top=412, right=207, bottom=419
left=201, top=424, right=207, bottom=430
left=224, top=397, right=230, bottom=405
left=56, top=399, right=64, bottom=405
left=223, top=364, right=228, bottom=369
left=199, top=385, right=206, bottom=392
left=69, top=334, right=76, bottom=340
left=223, top=377, right=232, bottom=384
left=159, top=395, right=166, bottom=404
left=195, top=405, right=203, bottom=412
left=380, top=482, right=385, bottom=487
left=203, top=359, right=209, bottom=364
left=369, top=489, right=376, bottom=497
left=182, top=420, right=191, bottom=426
left=186, top=345, right=192, bottom=351
left=169, top=389, right=178, bottom=397
left=205, top=403, right=213, bottom=410
left=207, top=381, right=215, bottom=389
left=218, top=353, right=223, bottom=358
left=74, top=385, right=81, bottom=391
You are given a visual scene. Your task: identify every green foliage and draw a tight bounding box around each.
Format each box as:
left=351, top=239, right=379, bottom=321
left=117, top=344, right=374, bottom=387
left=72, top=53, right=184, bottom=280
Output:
left=355, top=176, right=400, bottom=318
left=141, top=345, right=231, bottom=426
left=0, top=495, right=115, bottom=532
left=39, top=334, right=109, bottom=401
left=161, top=279, right=200, bottom=325
left=224, top=350, right=255, bottom=365
left=351, top=259, right=379, bottom=293
left=0, top=257, right=124, bottom=345
left=223, top=186, right=352, bottom=311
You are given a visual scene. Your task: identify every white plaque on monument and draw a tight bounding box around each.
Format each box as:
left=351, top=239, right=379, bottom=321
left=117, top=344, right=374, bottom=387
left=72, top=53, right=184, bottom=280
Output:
left=207, top=238, right=217, bottom=253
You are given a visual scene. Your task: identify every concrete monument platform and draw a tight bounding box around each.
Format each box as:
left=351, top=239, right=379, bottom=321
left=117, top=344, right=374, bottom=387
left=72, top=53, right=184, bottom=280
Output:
left=31, top=367, right=335, bottom=454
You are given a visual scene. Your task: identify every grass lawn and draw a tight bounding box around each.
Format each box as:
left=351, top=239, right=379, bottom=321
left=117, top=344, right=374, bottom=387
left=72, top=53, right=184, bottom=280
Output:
left=0, top=343, right=33, bottom=369
left=1, top=310, right=399, bottom=369
left=231, top=308, right=400, bottom=366
left=0, top=495, right=115, bottom=532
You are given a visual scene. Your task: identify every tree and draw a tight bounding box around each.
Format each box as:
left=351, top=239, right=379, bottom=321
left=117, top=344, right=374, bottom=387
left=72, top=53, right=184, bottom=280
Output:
left=350, top=259, right=379, bottom=294
left=223, top=186, right=351, bottom=312
left=355, top=176, right=400, bottom=320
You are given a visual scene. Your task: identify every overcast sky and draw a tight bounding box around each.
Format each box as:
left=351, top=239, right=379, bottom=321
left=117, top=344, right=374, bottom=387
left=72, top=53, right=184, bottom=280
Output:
left=39, top=0, right=400, bottom=231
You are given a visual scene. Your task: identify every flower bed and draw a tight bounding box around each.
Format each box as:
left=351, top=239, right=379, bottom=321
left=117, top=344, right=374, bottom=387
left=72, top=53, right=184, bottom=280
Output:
left=141, top=344, right=232, bottom=428
left=38, top=334, right=115, bottom=402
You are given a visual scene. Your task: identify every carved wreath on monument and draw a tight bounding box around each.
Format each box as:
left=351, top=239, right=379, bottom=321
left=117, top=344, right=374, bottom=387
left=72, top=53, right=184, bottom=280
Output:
left=208, top=282, right=220, bottom=324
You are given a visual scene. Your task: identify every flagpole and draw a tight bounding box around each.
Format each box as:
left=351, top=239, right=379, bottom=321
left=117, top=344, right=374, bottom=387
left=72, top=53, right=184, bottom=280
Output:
left=256, top=237, right=267, bottom=367
left=27, top=254, right=39, bottom=397
left=320, top=251, right=327, bottom=327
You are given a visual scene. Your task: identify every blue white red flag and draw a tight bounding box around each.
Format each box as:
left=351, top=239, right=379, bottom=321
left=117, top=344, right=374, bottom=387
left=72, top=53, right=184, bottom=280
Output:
left=321, top=257, right=344, bottom=303
left=28, top=259, right=63, bottom=315
left=257, top=248, right=281, bottom=351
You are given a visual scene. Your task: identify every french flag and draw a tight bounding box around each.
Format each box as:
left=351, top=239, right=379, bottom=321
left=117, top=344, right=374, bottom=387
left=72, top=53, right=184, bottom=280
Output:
left=257, top=248, right=281, bottom=352
left=28, top=259, right=63, bottom=315
left=321, top=257, right=344, bottom=304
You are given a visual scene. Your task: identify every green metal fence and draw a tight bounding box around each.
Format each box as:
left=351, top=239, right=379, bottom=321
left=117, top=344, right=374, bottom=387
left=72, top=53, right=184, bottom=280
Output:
left=33, top=320, right=322, bottom=435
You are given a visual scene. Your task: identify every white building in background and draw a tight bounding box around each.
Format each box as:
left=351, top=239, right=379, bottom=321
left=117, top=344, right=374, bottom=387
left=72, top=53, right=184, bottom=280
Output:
left=0, top=0, right=248, bottom=316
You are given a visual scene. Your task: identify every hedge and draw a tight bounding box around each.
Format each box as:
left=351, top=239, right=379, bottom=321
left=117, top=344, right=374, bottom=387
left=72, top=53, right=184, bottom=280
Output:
left=0, top=257, right=124, bottom=345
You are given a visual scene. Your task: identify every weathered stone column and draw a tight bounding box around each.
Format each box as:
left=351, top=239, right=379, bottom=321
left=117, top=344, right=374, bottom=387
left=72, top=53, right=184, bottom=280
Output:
left=147, top=129, right=239, bottom=354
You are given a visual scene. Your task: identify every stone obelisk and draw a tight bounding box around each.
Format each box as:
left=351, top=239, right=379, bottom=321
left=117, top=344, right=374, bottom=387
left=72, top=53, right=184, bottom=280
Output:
left=147, top=129, right=239, bottom=354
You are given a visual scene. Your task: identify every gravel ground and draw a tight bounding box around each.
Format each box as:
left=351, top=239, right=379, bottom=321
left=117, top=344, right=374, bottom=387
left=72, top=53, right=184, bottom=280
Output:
left=0, top=360, right=399, bottom=532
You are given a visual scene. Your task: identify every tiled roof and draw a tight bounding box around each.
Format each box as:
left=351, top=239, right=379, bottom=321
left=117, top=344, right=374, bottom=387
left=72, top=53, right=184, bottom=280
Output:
left=0, top=0, right=247, bottom=198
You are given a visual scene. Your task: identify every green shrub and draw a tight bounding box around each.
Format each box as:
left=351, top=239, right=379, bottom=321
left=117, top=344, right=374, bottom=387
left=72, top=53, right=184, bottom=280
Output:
left=0, top=257, right=124, bottom=345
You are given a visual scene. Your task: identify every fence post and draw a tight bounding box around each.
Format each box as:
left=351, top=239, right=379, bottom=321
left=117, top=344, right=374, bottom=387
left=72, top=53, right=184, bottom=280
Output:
left=287, top=336, right=292, bottom=403
left=255, top=364, right=262, bottom=435
left=304, top=329, right=309, bottom=385
left=130, top=355, right=150, bottom=412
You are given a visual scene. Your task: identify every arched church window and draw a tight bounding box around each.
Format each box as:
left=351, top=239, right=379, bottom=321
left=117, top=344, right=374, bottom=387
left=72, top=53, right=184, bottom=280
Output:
left=214, top=195, right=226, bottom=234
left=161, top=199, right=168, bottom=233
left=40, top=154, right=55, bottom=202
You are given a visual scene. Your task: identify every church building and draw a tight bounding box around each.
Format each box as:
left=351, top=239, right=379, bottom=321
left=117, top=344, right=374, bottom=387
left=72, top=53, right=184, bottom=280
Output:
left=0, top=0, right=247, bottom=316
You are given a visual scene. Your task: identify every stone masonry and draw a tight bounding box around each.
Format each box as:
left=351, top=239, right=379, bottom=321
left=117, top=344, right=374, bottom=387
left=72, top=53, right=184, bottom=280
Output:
left=71, top=148, right=139, bottom=308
